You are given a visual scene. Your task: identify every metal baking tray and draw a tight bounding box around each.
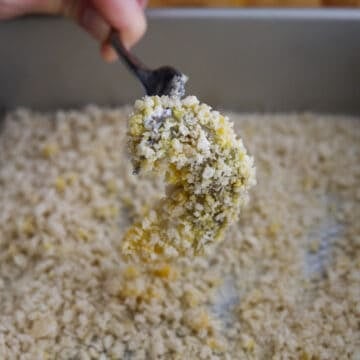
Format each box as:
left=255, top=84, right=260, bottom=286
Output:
left=1, top=9, right=360, bottom=114
left=0, top=10, right=359, bottom=342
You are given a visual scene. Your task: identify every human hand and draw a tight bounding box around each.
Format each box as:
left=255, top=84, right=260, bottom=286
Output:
left=0, top=0, right=147, bottom=62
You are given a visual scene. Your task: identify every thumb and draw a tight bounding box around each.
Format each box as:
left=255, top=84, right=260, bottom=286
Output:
left=91, top=0, right=147, bottom=48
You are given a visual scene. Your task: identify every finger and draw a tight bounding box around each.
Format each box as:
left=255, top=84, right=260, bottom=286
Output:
left=0, top=0, right=63, bottom=19
left=79, top=5, right=110, bottom=42
left=91, top=0, right=147, bottom=48
left=137, top=0, right=148, bottom=9
left=60, top=1, right=115, bottom=60
left=100, top=42, right=118, bottom=63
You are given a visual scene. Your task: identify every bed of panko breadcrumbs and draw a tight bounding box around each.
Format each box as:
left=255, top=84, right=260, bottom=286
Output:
left=0, top=106, right=359, bottom=359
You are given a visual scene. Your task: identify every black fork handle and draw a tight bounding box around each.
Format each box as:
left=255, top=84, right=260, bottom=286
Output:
left=109, top=31, right=150, bottom=88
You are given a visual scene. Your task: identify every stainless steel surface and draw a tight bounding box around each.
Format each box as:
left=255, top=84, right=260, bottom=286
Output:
left=0, top=10, right=360, bottom=113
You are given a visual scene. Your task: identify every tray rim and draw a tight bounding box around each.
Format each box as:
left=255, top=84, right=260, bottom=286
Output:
left=146, top=8, right=360, bottom=20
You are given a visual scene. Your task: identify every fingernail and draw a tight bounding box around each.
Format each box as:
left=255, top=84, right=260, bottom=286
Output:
left=80, top=7, right=109, bottom=42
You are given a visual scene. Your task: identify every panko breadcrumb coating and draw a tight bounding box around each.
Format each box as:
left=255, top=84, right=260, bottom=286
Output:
left=122, top=95, right=256, bottom=260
